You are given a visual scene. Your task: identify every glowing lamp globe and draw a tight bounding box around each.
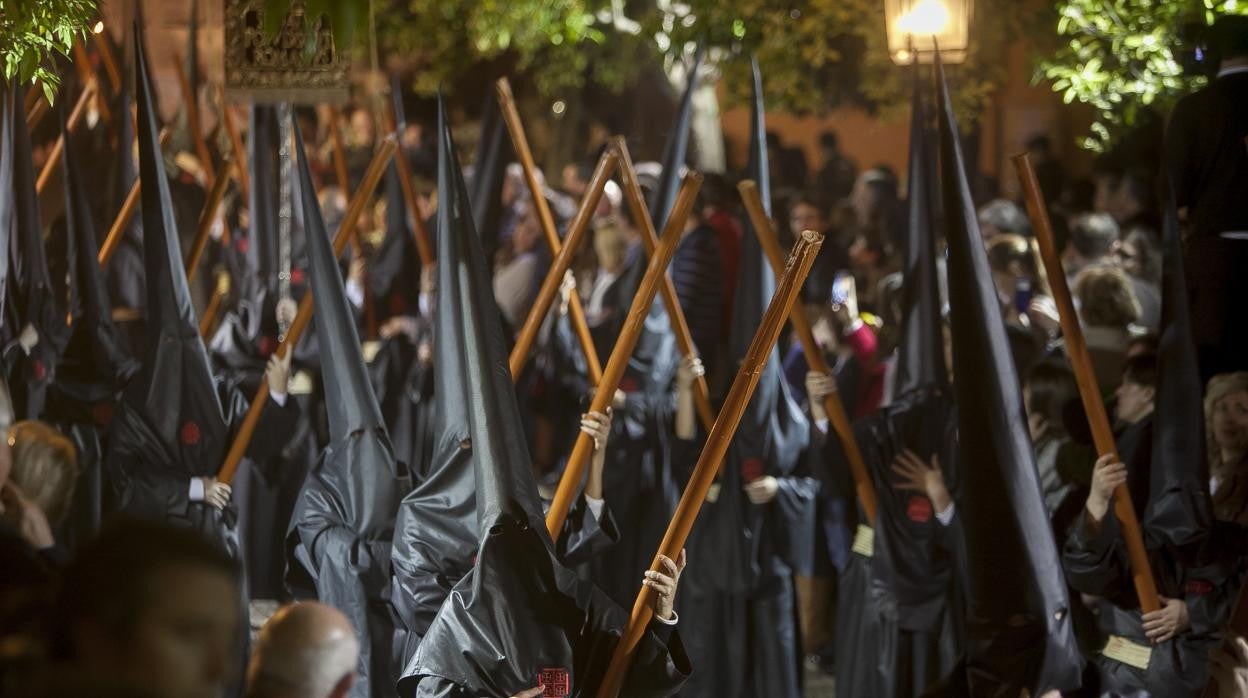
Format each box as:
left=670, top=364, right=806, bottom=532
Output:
left=885, top=0, right=973, bottom=65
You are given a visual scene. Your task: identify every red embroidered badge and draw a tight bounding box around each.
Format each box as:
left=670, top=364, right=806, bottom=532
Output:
left=258, top=336, right=276, bottom=357
left=31, top=359, right=46, bottom=381
left=1185, top=579, right=1214, bottom=596
left=537, top=668, right=570, bottom=697
left=906, top=496, right=933, bottom=523
left=91, top=402, right=115, bottom=427
left=180, top=420, right=201, bottom=446
left=290, top=267, right=305, bottom=285
left=618, top=376, right=639, bottom=393
left=235, top=237, right=250, bottom=254
left=741, top=457, right=764, bottom=483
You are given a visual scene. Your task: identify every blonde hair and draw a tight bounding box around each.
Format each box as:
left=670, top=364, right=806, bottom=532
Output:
left=8, top=420, right=79, bottom=524
left=1074, top=265, right=1141, bottom=328
left=1206, top=372, right=1248, bottom=470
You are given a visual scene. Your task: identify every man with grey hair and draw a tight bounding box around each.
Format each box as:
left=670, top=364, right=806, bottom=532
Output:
left=977, top=198, right=1031, bottom=241
left=244, top=602, right=359, bottom=698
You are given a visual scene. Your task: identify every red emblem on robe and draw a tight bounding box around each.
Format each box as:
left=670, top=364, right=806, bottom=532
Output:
left=537, top=668, right=570, bottom=697
left=906, top=496, right=933, bottom=523
left=741, top=457, right=764, bottom=483
left=180, top=420, right=201, bottom=446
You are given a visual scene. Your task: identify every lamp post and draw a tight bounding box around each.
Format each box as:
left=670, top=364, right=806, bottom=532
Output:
left=885, top=0, right=973, bottom=65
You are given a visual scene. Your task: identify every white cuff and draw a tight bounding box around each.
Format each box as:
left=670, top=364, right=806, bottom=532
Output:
left=585, top=495, right=605, bottom=521
left=270, top=390, right=288, bottom=407
left=814, top=418, right=829, bottom=435
left=654, top=611, right=678, bottom=626
left=345, top=279, right=365, bottom=309
left=189, top=477, right=205, bottom=502
left=418, top=293, right=432, bottom=318
left=936, top=502, right=955, bottom=527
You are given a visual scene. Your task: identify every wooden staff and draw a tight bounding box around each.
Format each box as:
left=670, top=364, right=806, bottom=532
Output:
left=739, top=180, right=878, bottom=524
left=199, top=271, right=229, bottom=338
left=327, top=108, right=352, bottom=197
left=216, top=137, right=396, bottom=485
left=98, top=128, right=172, bottom=266
left=507, top=149, right=618, bottom=382
left=380, top=95, right=433, bottom=266
left=546, top=172, right=702, bottom=540
left=34, top=82, right=96, bottom=195
left=611, top=136, right=715, bottom=434
left=91, top=25, right=122, bottom=93
left=1013, top=152, right=1159, bottom=613
left=219, top=93, right=250, bottom=200
left=25, top=93, right=49, bottom=130
left=595, top=229, right=824, bottom=698
left=71, top=40, right=113, bottom=126
left=184, top=158, right=235, bottom=278
left=172, top=51, right=215, bottom=185
left=496, top=77, right=605, bottom=385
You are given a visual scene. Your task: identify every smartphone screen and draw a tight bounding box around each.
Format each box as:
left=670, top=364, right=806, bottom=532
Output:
left=831, top=272, right=851, bottom=306
left=1014, top=278, right=1033, bottom=314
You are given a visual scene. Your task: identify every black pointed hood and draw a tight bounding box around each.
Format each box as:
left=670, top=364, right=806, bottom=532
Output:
left=935, top=53, right=1083, bottom=694
left=469, top=84, right=511, bottom=259
left=367, top=76, right=421, bottom=317
left=389, top=96, right=485, bottom=652
left=54, top=98, right=139, bottom=404
left=896, top=60, right=946, bottom=395
left=245, top=104, right=281, bottom=288
left=649, top=48, right=701, bottom=233
left=118, top=28, right=228, bottom=476
left=400, top=98, right=604, bottom=697
left=1142, top=188, right=1211, bottom=551
left=0, top=85, right=14, bottom=323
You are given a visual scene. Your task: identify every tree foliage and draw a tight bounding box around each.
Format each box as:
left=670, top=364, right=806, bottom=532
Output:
left=0, top=0, right=97, bottom=102
left=1040, top=0, right=1248, bottom=151
left=379, top=0, right=1041, bottom=122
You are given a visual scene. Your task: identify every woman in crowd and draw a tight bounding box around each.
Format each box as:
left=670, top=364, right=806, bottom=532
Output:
left=1207, top=372, right=1248, bottom=525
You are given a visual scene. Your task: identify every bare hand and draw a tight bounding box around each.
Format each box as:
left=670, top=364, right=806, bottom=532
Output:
left=644, top=550, right=687, bottom=621
left=676, top=355, right=705, bottom=391
left=558, top=270, right=577, bottom=316
left=804, top=371, right=835, bottom=422
left=509, top=687, right=545, bottom=698
left=1087, top=454, right=1127, bottom=523
left=890, top=450, right=951, bottom=515
left=17, top=323, right=38, bottom=353
left=380, top=315, right=420, bottom=342
left=744, top=475, right=779, bottom=505
left=1027, top=295, right=1060, bottom=337
left=348, top=256, right=367, bottom=286
left=580, top=410, right=612, bottom=453
left=420, top=263, right=437, bottom=297
left=1209, top=632, right=1248, bottom=697
left=265, top=349, right=293, bottom=395
left=0, top=482, right=55, bottom=549
left=1141, top=596, right=1190, bottom=644
left=201, top=478, right=233, bottom=510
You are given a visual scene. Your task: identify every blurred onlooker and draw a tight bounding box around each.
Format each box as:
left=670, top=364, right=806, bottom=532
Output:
left=1023, top=360, right=1083, bottom=526
left=1106, top=168, right=1159, bottom=232
left=792, top=276, right=882, bottom=419
left=1209, top=631, right=1248, bottom=698
left=1206, top=371, right=1248, bottom=525
left=814, top=131, right=857, bottom=205
left=767, top=130, right=809, bottom=192
left=1112, top=226, right=1162, bottom=332
left=699, top=173, right=743, bottom=336
left=7, top=420, right=78, bottom=537
left=1072, top=265, right=1142, bottom=394
left=790, top=191, right=850, bottom=305
left=987, top=234, right=1051, bottom=375
left=493, top=203, right=544, bottom=331
left=849, top=167, right=903, bottom=252
left=245, top=602, right=359, bottom=698
left=1026, top=134, right=1066, bottom=202
left=978, top=198, right=1032, bottom=241
left=1165, top=15, right=1248, bottom=380
left=55, top=518, right=242, bottom=698
left=671, top=189, right=725, bottom=369
left=1062, top=213, right=1119, bottom=283
left=343, top=107, right=377, bottom=191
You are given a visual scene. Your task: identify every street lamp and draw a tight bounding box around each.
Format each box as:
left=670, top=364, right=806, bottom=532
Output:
left=885, top=0, right=973, bottom=65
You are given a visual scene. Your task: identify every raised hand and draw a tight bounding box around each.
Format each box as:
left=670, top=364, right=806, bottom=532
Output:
left=644, top=549, right=687, bottom=621
left=890, top=449, right=951, bottom=515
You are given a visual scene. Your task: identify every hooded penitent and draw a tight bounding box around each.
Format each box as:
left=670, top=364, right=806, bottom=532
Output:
left=367, top=76, right=422, bottom=323
left=935, top=52, right=1083, bottom=695
left=675, top=56, right=815, bottom=698
left=4, top=83, right=70, bottom=420
left=398, top=97, right=688, bottom=698
left=469, top=83, right=511, bottom=261
left=830, top=58, right=964, bottom=698
left=284, top=113, right=409, bottom=698
left=1063, top=191, right=1237, bottom=697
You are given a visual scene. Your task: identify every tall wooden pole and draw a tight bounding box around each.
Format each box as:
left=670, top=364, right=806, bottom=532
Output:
left=545, top=172, right=703, bottom=541
left=327, top=108, right=352, bottom=197
left=219, top=93, right=250, bottom=201
left=171, top=51, right=215, bottom=185
left=217, top=137, right=397, bottom=485
left=91, top=26, right=123, bottom=94
left=496, top=77, right=606, bottom=386
left=739, top=180, right=878, bottom=524
left=507, top=149, right=617, bottom=382
left=1013, top=152, right=1159, bottom=613
left=99, top=128, right=172, bottom=266
left=595, top=229, right=824, bottom=698
left=611, top=136, right=715, bottom=434
left=379, top=94, right=433, bottom=266
left=184, top=159, right=236, bottom=278
left=71, top=40, right=113, bottom=126
left=35, top=83, right=97, bottom=195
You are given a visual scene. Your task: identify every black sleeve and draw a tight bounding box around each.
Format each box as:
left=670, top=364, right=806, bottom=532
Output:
left=557, top=494, right=621, bottom=567
left=1062, top=507, right=1128, bottom=598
